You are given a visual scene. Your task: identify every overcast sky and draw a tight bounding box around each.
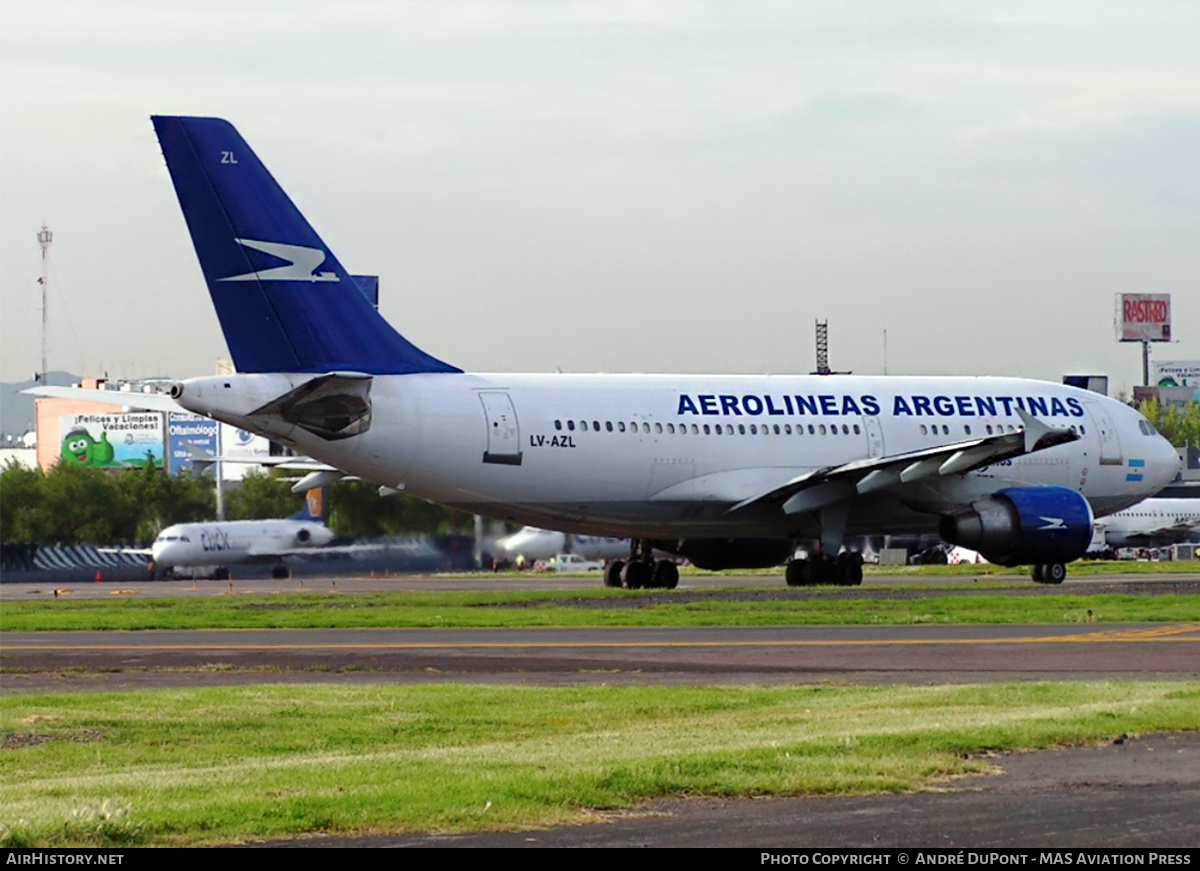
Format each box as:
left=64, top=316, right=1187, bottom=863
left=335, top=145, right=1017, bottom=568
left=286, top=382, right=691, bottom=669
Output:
left=2, top=1, right=1197, bottom=395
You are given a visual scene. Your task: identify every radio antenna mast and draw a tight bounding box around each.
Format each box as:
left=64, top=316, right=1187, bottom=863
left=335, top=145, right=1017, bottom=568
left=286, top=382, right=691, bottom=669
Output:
left=37, top=224, right=53, bottom=383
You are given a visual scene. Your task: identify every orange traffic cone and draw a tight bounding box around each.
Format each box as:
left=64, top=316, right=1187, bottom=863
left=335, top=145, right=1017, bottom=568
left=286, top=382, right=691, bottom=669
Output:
left=94, top=569, right=104, bottom=583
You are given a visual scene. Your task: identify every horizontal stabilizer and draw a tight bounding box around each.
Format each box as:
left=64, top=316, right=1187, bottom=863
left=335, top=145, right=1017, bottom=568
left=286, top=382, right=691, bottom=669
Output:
left=23, top=386, right=184, bottom=414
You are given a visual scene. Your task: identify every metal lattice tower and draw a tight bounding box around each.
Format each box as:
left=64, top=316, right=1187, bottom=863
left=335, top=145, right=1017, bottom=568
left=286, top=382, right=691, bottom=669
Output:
left=37, top=224, right=53, bottom=384
left=814, top=319, right=830, bottom=375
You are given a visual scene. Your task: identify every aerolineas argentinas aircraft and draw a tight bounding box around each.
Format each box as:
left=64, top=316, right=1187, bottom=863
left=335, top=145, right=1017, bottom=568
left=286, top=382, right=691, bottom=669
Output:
left=144, top=116, right=1177, bottom=588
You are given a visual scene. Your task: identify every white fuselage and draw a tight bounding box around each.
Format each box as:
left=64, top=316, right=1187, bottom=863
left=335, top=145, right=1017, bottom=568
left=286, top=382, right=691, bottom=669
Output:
left=151, top=519, right=335, bottom=568
left=496, top=526, right=633, bottom=562
left=173, top=372, right=1179, bottom=543
left=1097, top=498, right=1200, bottom=548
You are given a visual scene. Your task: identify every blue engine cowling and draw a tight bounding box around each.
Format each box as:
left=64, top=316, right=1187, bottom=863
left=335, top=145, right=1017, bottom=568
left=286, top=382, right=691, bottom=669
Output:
left=938, top=487, right=1094, bottom=567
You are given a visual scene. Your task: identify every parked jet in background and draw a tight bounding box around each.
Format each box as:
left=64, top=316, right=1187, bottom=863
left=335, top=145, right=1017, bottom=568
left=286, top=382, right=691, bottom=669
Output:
left=34, top=116, right=1182, bottom=589
left=1094, top=498, right=1200, bottom=550
left=495, top=527, right=631, bottom=564
left=493, top=526, right=673, bottom=585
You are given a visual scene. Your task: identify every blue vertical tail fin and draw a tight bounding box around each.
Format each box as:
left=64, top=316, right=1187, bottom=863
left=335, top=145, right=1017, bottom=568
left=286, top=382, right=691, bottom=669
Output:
left=151, top=116, right=459, bottom=376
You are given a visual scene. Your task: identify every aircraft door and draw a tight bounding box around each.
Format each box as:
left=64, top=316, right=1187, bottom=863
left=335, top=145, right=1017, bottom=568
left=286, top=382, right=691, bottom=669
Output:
left=1087, top=402, right=1123, bottom=466
left=479, top=391, right=523, bottom=466
left=863, top=416, right=885, bottom=459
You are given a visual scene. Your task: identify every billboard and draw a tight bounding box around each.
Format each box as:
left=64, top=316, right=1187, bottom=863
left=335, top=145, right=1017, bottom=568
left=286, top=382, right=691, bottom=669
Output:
left=1117, top=293, right=1171, bottom=342
left=167, top=412, right=219, bottom=475
left=219, top=423, right=272, bottom=481
left=58, top=412, right=164, bottom=469
left=1062, top=375, right=1109, bottom=396
left=1154, top=361, right=1200, bottom=388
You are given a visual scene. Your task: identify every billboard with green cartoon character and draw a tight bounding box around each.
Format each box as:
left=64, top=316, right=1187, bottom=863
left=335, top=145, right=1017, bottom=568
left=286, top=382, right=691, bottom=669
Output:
left=58, top=413, right=165, bottom=469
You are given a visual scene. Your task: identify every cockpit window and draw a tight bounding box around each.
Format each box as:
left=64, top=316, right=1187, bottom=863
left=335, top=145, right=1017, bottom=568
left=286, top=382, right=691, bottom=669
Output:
left=1138, top=420, right=1159, bottom=436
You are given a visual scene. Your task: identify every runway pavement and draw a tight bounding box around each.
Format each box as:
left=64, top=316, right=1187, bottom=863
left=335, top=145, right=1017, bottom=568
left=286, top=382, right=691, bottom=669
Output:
left=3, top=620, right=1199, bottom=693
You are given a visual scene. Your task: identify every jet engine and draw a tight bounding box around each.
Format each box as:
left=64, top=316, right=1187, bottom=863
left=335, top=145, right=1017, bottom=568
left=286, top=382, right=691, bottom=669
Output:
left=295, top=528, right=312, bottom=545
left=939, top=487, right=1093, bottom=567
left=663, top=538, right=793, bottom=571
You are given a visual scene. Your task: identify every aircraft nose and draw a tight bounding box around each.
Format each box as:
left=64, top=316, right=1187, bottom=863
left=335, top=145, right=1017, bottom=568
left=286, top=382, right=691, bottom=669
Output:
left=1149, top=435, right=1182, bottom=491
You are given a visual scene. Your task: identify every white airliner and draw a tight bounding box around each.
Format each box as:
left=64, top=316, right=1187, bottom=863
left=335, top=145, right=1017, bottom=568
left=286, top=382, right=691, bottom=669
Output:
left=495, top=526, right=632, bottom=565
left=32, top=117, right=1181, bottom=589
left=140, top=489, right=335, bottom=578
left=1093, top=498, right=1200, bottom=550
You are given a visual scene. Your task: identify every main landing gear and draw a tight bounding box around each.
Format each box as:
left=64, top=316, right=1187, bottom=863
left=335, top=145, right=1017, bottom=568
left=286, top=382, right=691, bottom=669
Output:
left=605, top=540, right=679, bottom=589
left=784, top=499, right=863, bottom=586
left=1031, top=563, right=1067, bottom=584
left=785, top=552, right=864, bottom=587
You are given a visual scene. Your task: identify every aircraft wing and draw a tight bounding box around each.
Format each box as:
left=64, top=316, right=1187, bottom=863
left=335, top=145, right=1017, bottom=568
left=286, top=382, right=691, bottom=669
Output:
left=725, top=410, right=1079, bottom=516
left=1109, top=522, right=1200, bottom=548
left=247, top=543, right=386, bottom=558
left=183, top=445, right=348, bottom=493
left=23, top=386, right=184, bottom=413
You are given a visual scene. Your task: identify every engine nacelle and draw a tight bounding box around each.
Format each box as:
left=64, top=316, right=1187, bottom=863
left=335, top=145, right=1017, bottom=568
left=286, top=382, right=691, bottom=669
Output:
left=939, top=487, right=1094, bottom=567
left=295, top=528, right=312, bottom=545
left=661, top=538, right=793, bottom=571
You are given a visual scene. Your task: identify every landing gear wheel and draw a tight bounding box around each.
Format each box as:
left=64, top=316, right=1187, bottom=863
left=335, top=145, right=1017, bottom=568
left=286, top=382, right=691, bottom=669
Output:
left=604, top=560, right=625, bottom=588
left=652, top=560, right=679, bottom=590
left=804, top=559, right=829, bottom=585
left=785, top=560, right=808, bottom=587
left=271, top=565, right=289, bottom=579
left=840, top=561, right=863, bottom=586
left=1031, top=564, right=1045, bottom=583
left=834, top=552, right=864, bottom=586
left=623, top=560, right=651, bottom=590
left=1042, top=563, right=1067, bottom=584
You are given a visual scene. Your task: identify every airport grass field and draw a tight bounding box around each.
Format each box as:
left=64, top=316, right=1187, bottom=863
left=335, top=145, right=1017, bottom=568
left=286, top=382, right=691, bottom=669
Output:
left=3, top=681, right=1198, bottom=846
left=4, top=571, right=1199, bottom=846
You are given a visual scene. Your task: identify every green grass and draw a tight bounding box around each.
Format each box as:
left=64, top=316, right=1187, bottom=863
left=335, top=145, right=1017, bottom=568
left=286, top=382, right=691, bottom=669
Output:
left=2, top=681, right=1197, bottom=846
left=863, top=560, right=1200, bottom=578
left=3, top=589, right=1200, bottom=632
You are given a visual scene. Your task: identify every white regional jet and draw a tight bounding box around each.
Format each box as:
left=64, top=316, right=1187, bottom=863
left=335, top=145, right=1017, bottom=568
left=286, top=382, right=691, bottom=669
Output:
left=1094, top=498, right=1200, bottom=550
left=37, top=117, right=1182, bottom=589
left=146, top=488, right=335, bottom=579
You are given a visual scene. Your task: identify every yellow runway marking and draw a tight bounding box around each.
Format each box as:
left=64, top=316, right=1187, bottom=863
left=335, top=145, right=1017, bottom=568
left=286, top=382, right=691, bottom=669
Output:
left=6, top=624, right=1200, bottom=652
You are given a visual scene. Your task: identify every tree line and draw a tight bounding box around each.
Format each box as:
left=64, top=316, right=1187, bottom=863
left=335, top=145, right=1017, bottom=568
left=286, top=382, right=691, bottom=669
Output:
left=0, top=462, right=473, bottom=545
